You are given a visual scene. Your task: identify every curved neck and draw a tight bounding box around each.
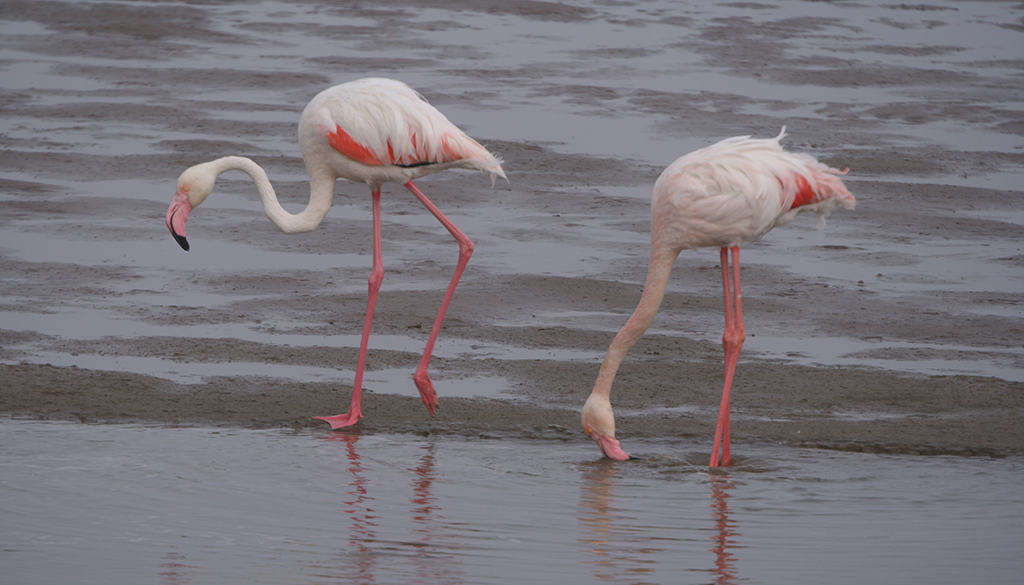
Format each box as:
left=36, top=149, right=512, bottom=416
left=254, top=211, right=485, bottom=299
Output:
left=590, top=246, right=679, bottom=400
left=211, top=156, right=335, bottom=234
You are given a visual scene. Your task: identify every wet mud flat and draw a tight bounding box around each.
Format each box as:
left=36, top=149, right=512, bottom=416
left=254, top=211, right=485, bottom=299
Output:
left=1, top=0, right=1022, bottom=458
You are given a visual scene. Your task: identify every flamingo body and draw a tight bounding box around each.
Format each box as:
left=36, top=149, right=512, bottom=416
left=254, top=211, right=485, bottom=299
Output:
left=651, top=130, right=853, bottom=252
left=165, top=77, right=505, bottom=429
left=582, top=129, right=854, bottom=465
left=298, top=78, right=505, bottom=187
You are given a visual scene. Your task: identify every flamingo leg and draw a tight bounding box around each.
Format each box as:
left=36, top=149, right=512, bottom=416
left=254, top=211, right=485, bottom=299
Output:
left=315, top=187, right=384, bottom=429
left=403, top=180, right=474, bottom=416
left=710, top=246, right=745, bottom=467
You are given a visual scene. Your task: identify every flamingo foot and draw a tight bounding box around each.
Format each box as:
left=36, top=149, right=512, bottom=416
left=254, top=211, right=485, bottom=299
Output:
left=589, top=432, right=630, bottom=461
left=313, top=410, right=363, bottom=430
left=413, top=370, right=439, bottom=416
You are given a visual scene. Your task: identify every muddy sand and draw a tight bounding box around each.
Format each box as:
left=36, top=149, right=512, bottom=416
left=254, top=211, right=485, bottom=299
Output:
left=1, top=1, right=1022, bottom=458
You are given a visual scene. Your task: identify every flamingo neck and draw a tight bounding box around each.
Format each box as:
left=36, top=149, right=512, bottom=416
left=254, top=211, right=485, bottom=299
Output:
left=589, top=246, right=678, bottom=401
left=209, top=156, right=335, bottom=234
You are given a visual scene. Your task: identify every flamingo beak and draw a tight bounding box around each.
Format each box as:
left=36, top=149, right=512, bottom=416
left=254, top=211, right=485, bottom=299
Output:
left=585, top=426, right=631, bottom=461
left=165, top=190, right=192, bottom=251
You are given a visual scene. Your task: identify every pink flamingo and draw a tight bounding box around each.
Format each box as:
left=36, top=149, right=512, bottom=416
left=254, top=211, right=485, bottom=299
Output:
left=165, top=77, right=506, bottom=429
left=581, top=129, right=854, bottom=466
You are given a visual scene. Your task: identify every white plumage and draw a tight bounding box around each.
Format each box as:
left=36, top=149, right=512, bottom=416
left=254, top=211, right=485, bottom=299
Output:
left=299, top=78, right=506, bottom=187
left=582, top=130, right=854, bottom=466
left=652, top=128, right=854, bottom=252
left=165, top=78, right=506, bottom=430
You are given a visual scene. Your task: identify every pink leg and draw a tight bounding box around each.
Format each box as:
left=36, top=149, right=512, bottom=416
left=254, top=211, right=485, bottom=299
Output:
left=403, top=180, right=474, bottom=416
left=315, top=188, right=384, bottom=429
left=710, top=246, right=745, bottom=467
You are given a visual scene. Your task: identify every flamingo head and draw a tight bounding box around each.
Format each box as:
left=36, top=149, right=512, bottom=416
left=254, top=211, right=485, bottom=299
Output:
left=165, top=163, right=217, bottom=252
left=582, top=394, right=631, bottom=461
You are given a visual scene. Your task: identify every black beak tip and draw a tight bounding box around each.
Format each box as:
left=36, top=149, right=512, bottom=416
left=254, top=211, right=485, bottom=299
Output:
left=173, top=233, right=190, bottom=252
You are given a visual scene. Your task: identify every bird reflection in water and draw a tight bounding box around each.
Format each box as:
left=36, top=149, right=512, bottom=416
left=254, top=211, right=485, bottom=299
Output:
left=322, top=433, right=460, bottom=585
left=578, top=462, right=618, bottom=578
left=326, top=431, right=377, bottom=585
left=409, top=443, right=460, bottom=584
left=158, top=551, right=195, bottom=585
left=578, top=462, right=662, bottom=582
left=709, top=472, right=739, bottom=585
left=579, top=461, right=741, bottom=584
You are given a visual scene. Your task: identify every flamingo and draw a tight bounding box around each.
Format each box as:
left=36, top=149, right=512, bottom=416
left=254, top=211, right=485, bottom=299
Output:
left=165, top=77, right=506, bottom=429
left=581, top=129, right=854, bottom=466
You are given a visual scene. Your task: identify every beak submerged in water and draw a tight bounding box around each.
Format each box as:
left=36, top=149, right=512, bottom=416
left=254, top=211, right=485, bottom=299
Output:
left=165, top=189, right=192, bottom=251
left=586, top=428, right=631, bottom=461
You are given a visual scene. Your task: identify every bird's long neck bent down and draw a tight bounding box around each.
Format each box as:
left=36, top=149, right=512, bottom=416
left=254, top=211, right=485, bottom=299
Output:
left=589, top=246, right=679, bottom=400
left=212, top=156, right=335, bottom=234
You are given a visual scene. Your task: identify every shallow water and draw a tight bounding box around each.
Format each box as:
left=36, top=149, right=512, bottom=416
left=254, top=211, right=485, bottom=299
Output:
left=2, top=418, right=1021, bottom=585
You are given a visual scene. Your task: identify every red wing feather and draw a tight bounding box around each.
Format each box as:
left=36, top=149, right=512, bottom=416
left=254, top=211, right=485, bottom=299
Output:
left=327, top=124, right=383, bottom=166
left=790, top=175, right=816, bottom=209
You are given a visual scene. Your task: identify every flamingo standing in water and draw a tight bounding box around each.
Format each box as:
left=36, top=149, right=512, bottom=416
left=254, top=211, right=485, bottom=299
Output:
left=581, top=129, right=854, bottom=466
left=165, top=77, right=506, bottom=429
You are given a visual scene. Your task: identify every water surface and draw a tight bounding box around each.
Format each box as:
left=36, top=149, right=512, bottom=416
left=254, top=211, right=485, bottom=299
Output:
left=2, top=419, right=1021, bottom=585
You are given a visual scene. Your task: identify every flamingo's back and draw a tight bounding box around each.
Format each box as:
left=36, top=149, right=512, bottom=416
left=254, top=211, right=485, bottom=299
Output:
left=651, top=129, right=854, bottom=252
left=299, top=78, right=505, bottom=185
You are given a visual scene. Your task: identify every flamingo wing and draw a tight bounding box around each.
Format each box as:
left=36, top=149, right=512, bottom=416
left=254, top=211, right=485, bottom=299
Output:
left=652, top=130, right=855, bottom=248
left=319, top=78, right=498, bottom=171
